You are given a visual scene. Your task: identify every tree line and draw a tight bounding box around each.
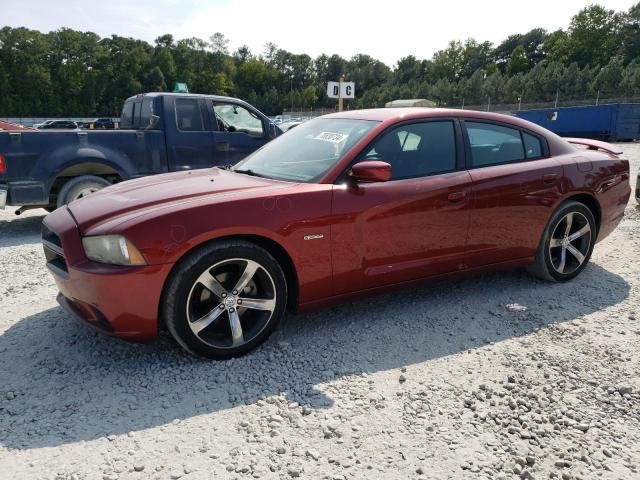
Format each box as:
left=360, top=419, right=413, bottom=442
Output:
left=2, top=3, right=640, bottom=117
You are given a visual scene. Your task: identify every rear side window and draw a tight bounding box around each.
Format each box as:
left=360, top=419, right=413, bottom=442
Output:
left=523, top=132, right=542, bottom=158
left=120, top=100, right=134, bottom=129
left=466, top=122, right=525, bottom=167
left=139, top=98, right=154, bottom=129
left=175, top=98, right=204, bottom=131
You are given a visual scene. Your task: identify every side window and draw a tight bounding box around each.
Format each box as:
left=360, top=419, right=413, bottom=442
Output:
left=120, top=101, right=134, bottom=129
left=175, top=98, right=204, bottom=131
left=139, top=98, right=154, bottom=129
left=213, top=102, right=265, bottom=137
left=466, top=122, right=525, bottom=167
left=523, top=132, right=543, bottom=159
left=362, top=121, right=456, bottom=180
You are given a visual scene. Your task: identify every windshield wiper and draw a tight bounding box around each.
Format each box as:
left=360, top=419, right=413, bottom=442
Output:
left=233, top=168, right=266, bottom=178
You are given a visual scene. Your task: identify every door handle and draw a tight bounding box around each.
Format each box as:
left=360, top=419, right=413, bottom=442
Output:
left=447, top=191, right=466, bottom=203
left=216, top=142, right=230, bottom=152
left=543, top=173, right=560, bottom=184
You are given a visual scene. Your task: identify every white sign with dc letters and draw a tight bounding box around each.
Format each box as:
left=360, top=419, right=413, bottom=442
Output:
left=327, top=81, right=355, bottom=99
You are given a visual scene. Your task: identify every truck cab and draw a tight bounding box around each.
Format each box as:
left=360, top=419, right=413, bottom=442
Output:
left=0, top=92, right=281, bottom=212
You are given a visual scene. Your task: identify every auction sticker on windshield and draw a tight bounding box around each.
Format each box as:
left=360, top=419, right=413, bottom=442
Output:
left=315, top=132, right=347, bottom=143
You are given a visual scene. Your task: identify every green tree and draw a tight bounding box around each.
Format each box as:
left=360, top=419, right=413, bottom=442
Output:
left=506, top=45, right=528, bottom=76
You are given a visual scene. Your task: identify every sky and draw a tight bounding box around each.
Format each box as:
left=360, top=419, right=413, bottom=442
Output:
left=2, top=0, right=638, bottom=66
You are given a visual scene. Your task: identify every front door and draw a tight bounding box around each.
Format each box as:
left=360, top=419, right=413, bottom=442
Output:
left=331, top=120, right=472, bottom=294
left=210, top=101, right=271, bottom=166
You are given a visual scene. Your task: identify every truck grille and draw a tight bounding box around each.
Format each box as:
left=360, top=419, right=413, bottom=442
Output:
left=42, top=224, right=68, bottom=275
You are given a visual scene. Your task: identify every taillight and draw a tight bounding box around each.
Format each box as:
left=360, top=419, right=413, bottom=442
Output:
left=0, top=154, right=5, bottom=174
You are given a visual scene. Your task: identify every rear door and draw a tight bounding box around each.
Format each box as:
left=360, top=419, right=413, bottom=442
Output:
left=166, top=96, right=216, bottom=171
left=462, top=120, right=564, bottom=267
left=209, top=100, right=271, bottom=166
left=331, top=119, right=472, bottom=293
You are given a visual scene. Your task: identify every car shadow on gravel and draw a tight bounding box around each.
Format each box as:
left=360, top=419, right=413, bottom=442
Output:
left=0, top=263, right=629, bottom=450
left=0, top=212, right=46, bottom=247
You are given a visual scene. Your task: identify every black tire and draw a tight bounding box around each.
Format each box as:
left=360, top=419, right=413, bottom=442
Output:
left=527, top=201, right=596, bottom=282
left=56, top=175, right=110, bottom=208
left=162, top=240, right=287, bottom=359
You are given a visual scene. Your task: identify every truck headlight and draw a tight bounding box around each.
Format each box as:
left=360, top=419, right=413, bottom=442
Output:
left=82, top=235, right=147, bottom=266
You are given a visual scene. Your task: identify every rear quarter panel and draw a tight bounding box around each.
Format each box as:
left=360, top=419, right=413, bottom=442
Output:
left=0, top=129, right=167, bottom=192
left=555, top=150, right=630, bottom=241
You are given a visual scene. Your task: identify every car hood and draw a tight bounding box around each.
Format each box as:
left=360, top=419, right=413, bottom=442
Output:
left=68, top=168, right=292, bottom=234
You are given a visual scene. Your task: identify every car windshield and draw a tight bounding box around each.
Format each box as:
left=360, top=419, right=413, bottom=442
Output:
left=232, top=118, right=378, bottom=182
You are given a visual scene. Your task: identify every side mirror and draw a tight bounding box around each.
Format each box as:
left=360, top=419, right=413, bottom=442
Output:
left=268, top=122, right=278, bottom=139
left=349, top=161, right=392, bottom=182
left=148, top=115, right=160, bottom=129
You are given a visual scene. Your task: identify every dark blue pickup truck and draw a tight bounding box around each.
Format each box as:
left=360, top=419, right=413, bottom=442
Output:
left=0, top=92, right=280, bottom=212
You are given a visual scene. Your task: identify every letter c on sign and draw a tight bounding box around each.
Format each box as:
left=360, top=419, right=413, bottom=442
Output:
left=346, top=86, right=352, bottom=96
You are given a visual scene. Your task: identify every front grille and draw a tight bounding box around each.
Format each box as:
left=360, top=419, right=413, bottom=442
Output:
left=42, top=224, right=68, bottom=276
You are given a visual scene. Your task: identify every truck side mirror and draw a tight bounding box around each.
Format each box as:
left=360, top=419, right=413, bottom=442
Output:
left=268, top=122, right=278, bottom=139
left=148, top=115, right=160, bottom=129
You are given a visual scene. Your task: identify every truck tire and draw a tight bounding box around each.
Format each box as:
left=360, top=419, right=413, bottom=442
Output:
left=56, top=175, right=111, bottom=208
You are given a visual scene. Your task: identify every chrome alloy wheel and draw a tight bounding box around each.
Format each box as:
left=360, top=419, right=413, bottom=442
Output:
left=548, top=211, right=592, bottom=275
left=185, top=258, right=277, bottom=349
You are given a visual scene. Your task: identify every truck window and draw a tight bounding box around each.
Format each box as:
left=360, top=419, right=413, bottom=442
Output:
left=175, top=98, right=204, bottom=131
left=139, top=98, right=154, bottom=129
left=120, top=100, right=134, bottom=129
left=213, top=102, right=264, bottom=137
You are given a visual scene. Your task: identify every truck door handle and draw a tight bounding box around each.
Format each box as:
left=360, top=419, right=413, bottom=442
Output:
left=216, top=142, right=230, bottom=152
left=447, top=191, right=466, bottom=203
left=543, top=174, right=559, bottom=184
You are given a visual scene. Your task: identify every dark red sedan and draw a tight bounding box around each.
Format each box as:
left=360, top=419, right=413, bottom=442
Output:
left=42, top=109, right=631, bottom=358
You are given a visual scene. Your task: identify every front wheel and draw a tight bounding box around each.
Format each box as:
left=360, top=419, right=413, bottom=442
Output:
left=162, top=240, right=287, bottom=359
left=527, top=201, right=596, bottom=282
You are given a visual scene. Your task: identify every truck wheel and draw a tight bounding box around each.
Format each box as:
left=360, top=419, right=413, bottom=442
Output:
left=56, top=175, right=110, bottom=208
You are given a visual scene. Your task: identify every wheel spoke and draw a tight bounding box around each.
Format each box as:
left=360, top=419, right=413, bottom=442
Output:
left=232, top=260, right=260, bottom=294
left=197, top=270, right=227, bottom=299
left=228, top=309, right=244, bottom=346
left=191, top=305, right=225, bottom=334
left=568, top=224, right=590, bottom=242
left=557, top=247, right=567, bottom=273
left=239, top=297, right=276, bottom=312
left=549, top=238, right=562, bottom=248
left=564, top=212, right=574, bottom=236
left=566, top=244, right=586, bottom=265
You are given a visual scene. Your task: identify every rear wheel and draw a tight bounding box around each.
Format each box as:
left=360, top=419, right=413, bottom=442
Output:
left=56, top=175, right=110, bottom=207
left=162, top=240, right=287, bottom=359
left=527, top=201, right=596, bottom=282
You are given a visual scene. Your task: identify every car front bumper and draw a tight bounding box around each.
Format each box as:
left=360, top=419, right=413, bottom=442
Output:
left=43, top=206, right=173, bottom=342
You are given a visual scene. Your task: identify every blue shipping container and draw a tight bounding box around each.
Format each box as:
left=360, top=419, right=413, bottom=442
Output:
left=513, top=103, right=640, bottom=141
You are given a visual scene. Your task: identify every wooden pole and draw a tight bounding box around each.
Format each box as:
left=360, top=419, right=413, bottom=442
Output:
left=338, top=76, right=344, bottom=112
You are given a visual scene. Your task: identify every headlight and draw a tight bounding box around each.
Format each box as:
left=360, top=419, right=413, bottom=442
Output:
left=82, top=235, right=147, bottom=266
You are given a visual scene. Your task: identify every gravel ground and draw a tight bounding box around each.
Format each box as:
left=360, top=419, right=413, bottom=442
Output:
left=0, top=146, right=638, bottom=480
